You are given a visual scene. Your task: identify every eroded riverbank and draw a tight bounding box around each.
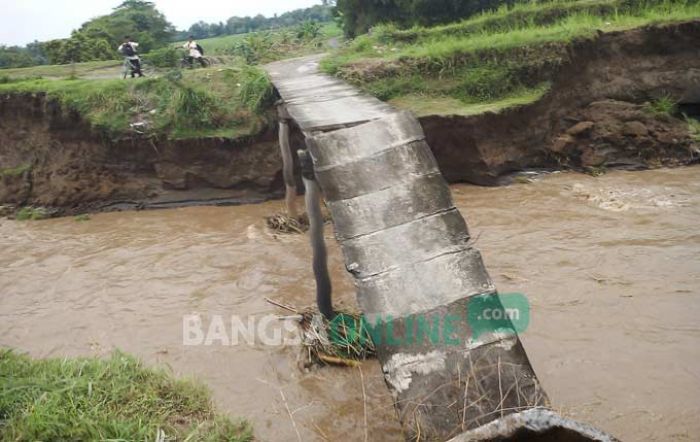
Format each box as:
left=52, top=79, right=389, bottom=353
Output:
left=1, top=167, right=699, bottom=441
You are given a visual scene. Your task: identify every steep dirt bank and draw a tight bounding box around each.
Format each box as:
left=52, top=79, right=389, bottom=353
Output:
left=419, top=21, right=700, bottom=185
left=0, top=93, right=309, bottom=216
left=2, top=22, right=699, bottom=214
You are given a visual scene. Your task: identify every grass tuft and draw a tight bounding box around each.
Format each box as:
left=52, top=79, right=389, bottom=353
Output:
left=0, top=349, right=253, bottom=441
left=0, top=164, right=31, bottom=178
left=238, top=66, right=276, bottom=113
left=645, top=93, right=679, bottom=116
left=15, top=207, right=48, bottom=221
left=685, top=115, right=700, bottom=143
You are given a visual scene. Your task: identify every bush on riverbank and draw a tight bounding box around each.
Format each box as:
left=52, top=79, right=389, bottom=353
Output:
left=0, top=349, right=252, bottom=441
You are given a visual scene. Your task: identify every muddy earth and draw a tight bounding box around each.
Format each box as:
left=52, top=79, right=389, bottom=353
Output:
left=1, top=166, right=698, bottom=441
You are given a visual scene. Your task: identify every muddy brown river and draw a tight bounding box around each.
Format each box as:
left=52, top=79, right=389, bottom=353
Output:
left=1, top=167, right=699, bottom=441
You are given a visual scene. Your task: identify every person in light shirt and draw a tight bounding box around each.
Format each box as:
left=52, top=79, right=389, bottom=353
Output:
left=182, top=36, right=206, bottom=68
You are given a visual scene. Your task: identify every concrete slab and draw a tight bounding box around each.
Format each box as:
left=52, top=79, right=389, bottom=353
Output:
left=264, top=55, right=393, bottom=132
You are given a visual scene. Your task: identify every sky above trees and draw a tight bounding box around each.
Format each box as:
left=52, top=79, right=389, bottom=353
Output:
left=4, top=0, right=320, bottom=46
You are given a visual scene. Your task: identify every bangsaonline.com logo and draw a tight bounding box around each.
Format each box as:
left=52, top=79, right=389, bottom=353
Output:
left=183, top=293, right=529, bottom=347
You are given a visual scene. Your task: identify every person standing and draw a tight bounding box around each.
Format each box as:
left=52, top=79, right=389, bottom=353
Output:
left=118, top=36, right=144, bottom=78
left=182, top=36, right=206, bottom=68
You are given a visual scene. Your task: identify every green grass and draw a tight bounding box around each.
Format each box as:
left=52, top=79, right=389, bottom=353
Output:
left=175, top=22, right=342, bottom=62
left=326, top=0, right=699, bottom=68
left=0, top=349, right=252, bottom=441
left=0, top=24, right=333, bottom=139
left=389, top=85, right=550, bottom=117
left=0, top=65, right=274, bottom=139
left=15, top=207, right=48, bottom=221
left=645, top=94, right=679, bottom=116
left=375, top=0, right=622, bottom=43
left=322, top=0, right=700, bottom=116
left=0, top=164, right=31, bottom=178
left=686, top=115, right=700, bottom=142
left=0, top=60, right=122, bottom=79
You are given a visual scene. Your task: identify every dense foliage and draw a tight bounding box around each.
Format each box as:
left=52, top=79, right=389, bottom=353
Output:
left=0, top=0, right=173, bottom=68
left=1, top=2, right=334, bottom=69
left=0, top=42, right=46, bottom=69
left=42, top=0, right=175, bottom=64
left=336, top=0, right=518, bottom=37
left=178, top=3, right=335, bottom=40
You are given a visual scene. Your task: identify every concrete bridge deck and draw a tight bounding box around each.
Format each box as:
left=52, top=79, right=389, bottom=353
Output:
left=265, top=55, right=393, bottom=132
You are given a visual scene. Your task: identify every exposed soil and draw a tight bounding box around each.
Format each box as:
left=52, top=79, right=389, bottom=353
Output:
left=1, top=22, right=699, bottom=213
left=421, top=21, right=700, bottom=185
left=0, top=93, right=309, bottom=216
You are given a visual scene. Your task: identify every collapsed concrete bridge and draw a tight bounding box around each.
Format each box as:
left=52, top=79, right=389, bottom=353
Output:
left=264, top=55, right=617, bottom=441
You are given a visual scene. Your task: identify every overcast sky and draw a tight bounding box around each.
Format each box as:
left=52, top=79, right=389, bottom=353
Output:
left=4, top=0, right=321, bottom=46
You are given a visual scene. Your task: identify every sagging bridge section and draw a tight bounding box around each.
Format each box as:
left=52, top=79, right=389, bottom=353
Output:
left=264, top=55, right=616, bottom=442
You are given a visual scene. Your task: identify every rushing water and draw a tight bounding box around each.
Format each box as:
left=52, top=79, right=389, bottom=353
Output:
left=1, top=167, right=699, bottom=441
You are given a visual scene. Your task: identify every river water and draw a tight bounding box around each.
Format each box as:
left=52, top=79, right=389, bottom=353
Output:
left=1, top=167, right=698, bottom=441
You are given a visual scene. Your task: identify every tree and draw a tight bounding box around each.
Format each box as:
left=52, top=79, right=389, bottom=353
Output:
left=0, top=47, right=35, bottom=69
left=335, top=0, right=514, bottom=37
left=39, top=0, right=175, bottom=65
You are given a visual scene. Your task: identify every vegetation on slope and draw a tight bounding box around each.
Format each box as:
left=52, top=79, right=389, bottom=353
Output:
left=178, top=23, right=342, bottom=65
left=0, top=66, right=275, bottom=139
left=323, top=0, right=700, bottom=116
left=0, top=349, right=252, bottom=441
left=181, top=3, right=334, bottom=40
left=336, top=0, right=517, bottom=37
left=0, top=22, right=342, bottom=140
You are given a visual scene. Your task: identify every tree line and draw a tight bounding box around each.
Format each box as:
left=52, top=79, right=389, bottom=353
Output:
left=178, top=3, right=334, bottom=40
left=0, top=0, right=334, bottom=69
left=335, top=0, right=517, bottom=37
left=0, top=1, right=173, bottom=68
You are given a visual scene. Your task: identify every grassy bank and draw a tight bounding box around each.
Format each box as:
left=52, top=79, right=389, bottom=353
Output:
left=0, top=66, right=275, bottom=139
left=0, top=23, right=342, bottom=140
left=0, top=60, right=123, bottom=80
left=183, top=22, right=342, bottom=62
left=321, top=0, right=700, bottom=116
left=0, top=349, right=252, bottom=441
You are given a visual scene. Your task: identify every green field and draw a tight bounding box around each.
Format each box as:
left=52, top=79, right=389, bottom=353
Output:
left=0, top=60, right=122, bottom=80
left=322, top=0, right=700, bottom=116
left=0, top=350, right=252, bottom=441
left=177, top=22, right=341, bottom=56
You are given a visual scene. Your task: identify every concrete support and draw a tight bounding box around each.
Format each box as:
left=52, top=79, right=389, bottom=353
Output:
left=299, top=149, right=334, bottom=320
left=306, top=111, right=548, bottom=440
left=278, top=104, right=298, bottom=219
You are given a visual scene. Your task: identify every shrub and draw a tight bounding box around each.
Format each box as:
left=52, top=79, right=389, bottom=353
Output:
left=296, top=20, right=323, bottom=40
left=147, top=46, right=181, bottom=68
left=15, top=207, right=48, bottom=221
left=173, top=85, right=224, bottom=128
left=238, top=66, right=275, bottom=113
